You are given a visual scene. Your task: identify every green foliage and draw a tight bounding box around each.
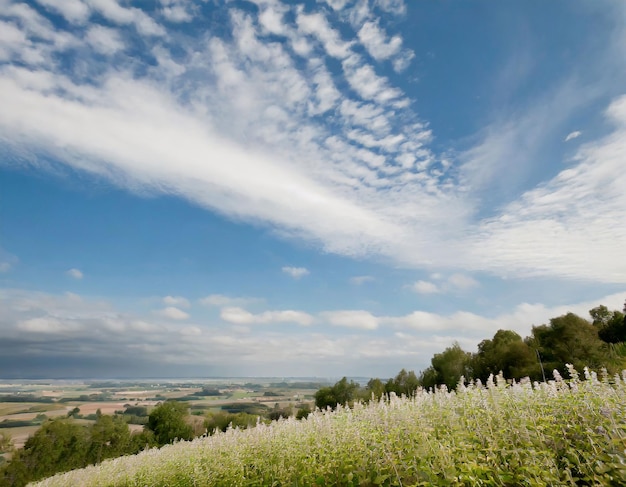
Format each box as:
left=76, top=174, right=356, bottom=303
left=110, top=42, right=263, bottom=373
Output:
left=0, top=414, right=156, bottom=487
left=0, top=395, right=54, bottom=403
left=364, top=378, right=386, bottom=401
left=194, top=387, right=222, bottom=397
left=531, top=312, right=608, bottom=375
left=32, top=368, right=626, bottom=487
left=146, top=401, right=194, bottom=446
left=314, top=377, right=360, bottom=410
left=220, top=402, right=268, bottom=415
left=591, top=305, right=626, bottom=344
left=0, top=419, right=90, bottom=486
left=420, top=342, right=473, bottom=390
left=123, top=406, right=148, bottom=417
left=473, top=329, right=538, bottom=381
left=205, top=412, right=260, bottom=434
left=88, top=415, right=134, bottom=465
left=295, top=405, right=311, bottom=420
left=0, top=434, right=12, bottom=454
left=384, top=368, right=419, bottom=397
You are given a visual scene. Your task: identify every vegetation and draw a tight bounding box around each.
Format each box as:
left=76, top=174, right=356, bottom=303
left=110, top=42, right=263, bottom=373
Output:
left=0, top=416, right=154, bottom=487
left=2, top=300, right=625, bottom=485
left=31, top=367, right=626, bottom=486
left=147, top=402, right=194, bottom=447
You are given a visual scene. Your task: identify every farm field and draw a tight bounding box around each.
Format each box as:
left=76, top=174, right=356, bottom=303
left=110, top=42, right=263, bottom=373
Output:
left=32, top=368, right=626, bottom=487
left=0, top=378, right=322, bottom=455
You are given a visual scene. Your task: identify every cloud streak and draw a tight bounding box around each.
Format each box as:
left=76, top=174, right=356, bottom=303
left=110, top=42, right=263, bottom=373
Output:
left=0, top=0, right=625, bottom=286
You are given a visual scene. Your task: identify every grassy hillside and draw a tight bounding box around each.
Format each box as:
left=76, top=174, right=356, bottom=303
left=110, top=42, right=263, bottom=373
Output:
left=34, top=367, right=626, bottom=486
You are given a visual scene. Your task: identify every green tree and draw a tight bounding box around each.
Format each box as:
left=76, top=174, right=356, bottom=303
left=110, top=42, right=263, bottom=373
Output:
left=473, top=330, right=537, bottom=381
left=0, top=419, right=89, bottom=487
left=364, top=378, right=386, bottom=401
left=295, top=405, right=311, bottom=420
left=146, top=401, right=193, bottom=446
left=530, top=312, right=608, bottom=376
left=87, top=414, right=133, bottom=464
left=590, top=305, right=626, bottom=344
left=314, top=377, right=360, bottom=410
left=384, top=369, right=419, bottom=397
left=420, top=343, right=473, bottom=391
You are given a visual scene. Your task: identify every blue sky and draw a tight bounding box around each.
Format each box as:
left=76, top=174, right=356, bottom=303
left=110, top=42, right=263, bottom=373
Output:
left=1, top=0, right=625, bottom=379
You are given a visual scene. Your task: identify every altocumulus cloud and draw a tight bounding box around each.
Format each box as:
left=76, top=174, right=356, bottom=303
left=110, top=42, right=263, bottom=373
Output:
left=0, top=0, right=625, bottom=284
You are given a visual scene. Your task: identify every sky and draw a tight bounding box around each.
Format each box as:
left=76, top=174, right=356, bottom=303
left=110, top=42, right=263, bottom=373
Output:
left=1, top=0, right=626, bottom=379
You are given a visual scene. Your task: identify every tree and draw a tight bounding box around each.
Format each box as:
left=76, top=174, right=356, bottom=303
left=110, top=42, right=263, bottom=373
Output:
left=146, top=401, right=193, bottom=446
left=364, top=378, right=386, bottom=401
left=473, top=330, right=537, bottom=381
left=87, top=414, right=134, bottom=464
left=590, top=305, right=626, bottom=344
left=384, top=369, right=419, bottom=397
left=420, top=343, right=472, bottom=390
left=0, top=419, right=89, bottom=487
left=530, top=312, right=608, bottom=375
left=314, top=377, right=360, bottom=410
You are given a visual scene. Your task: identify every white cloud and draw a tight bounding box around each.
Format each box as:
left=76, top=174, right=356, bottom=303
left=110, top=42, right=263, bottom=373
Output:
left=385, top=292, right=626, bottom=340
left=163, top=295, right=190, bottom=308
left=220, top=307, right=314, bottom=326
left=358, top=21, right=402, bottom=61
left=18, top=317, right=80, bottom=334
left=319, top=0, right=350, bottom=11
left=87, top=0, right=165, bottom=36
left=156, top=306, right=189, bottom=320
left=199, top=294, right=261, bottom=307
left=321, top=310, right=379, bottom=330
left=411, top=280, right=440, bottom=294
left=160, top=0, right=194, bottom=23
left=469, top=95, right=626, bottom=282
left=447, top=273, right=479, bottom=290
left=564, top=130, right=582, bottom=142
left=350, top=275, right=375, bottom=285
left=374, top=0, right=406, bottom=16
left=392, top=49, right=415, bottom=73
left=1, top=1, right=625, bottom=288
left=2, top=288, right=626, bottom=377
left=282, top=266, right=310, bottom=279
left=0, top=262, right=11, bottom=273
left=342, top=56, right=404, bottom=104
left=296, top=9, right=353, bottom=59
left=66, top=268, right=83, bottom=280
left=85, top=25, right=124, bottom=55
left=34, top=0, right=90, bottom=24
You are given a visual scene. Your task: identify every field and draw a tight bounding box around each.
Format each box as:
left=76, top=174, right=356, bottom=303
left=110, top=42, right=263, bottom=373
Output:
left=0, top=378, right=322, bottom=453
left=32, top=367, right=626, bottom=486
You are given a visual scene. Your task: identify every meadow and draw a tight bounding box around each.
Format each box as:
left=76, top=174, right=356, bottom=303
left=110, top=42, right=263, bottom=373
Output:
left=33, top=366, right=626, bottom=487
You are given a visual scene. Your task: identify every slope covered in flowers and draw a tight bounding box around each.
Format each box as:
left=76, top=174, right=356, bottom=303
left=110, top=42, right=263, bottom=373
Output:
left=34, top=367, right=626, bottom=487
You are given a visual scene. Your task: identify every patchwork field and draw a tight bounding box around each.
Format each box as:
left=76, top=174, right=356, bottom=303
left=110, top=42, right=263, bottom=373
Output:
left=0, top=378, right=322, bottom=454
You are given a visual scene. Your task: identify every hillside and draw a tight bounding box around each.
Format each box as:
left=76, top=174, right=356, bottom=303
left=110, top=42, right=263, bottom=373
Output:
left=33, top=367, right=626, bottom=487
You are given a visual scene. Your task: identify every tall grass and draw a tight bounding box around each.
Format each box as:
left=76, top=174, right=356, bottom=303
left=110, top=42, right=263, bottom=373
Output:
left=34, top=366, right=626, bottom=486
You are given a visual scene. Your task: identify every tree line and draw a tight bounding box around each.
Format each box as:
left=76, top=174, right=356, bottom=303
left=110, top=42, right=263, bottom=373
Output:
left=315, top=302, right=626, bottom=409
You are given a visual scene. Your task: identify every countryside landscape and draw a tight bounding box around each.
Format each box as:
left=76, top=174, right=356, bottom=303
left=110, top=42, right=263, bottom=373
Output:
left=2, top=301, right=626, bottom=485
left=2, top=0, right=626, bottom=485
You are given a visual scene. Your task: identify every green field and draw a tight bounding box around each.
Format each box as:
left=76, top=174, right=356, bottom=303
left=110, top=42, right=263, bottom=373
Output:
left=32, top=368, right=626, bottom=486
